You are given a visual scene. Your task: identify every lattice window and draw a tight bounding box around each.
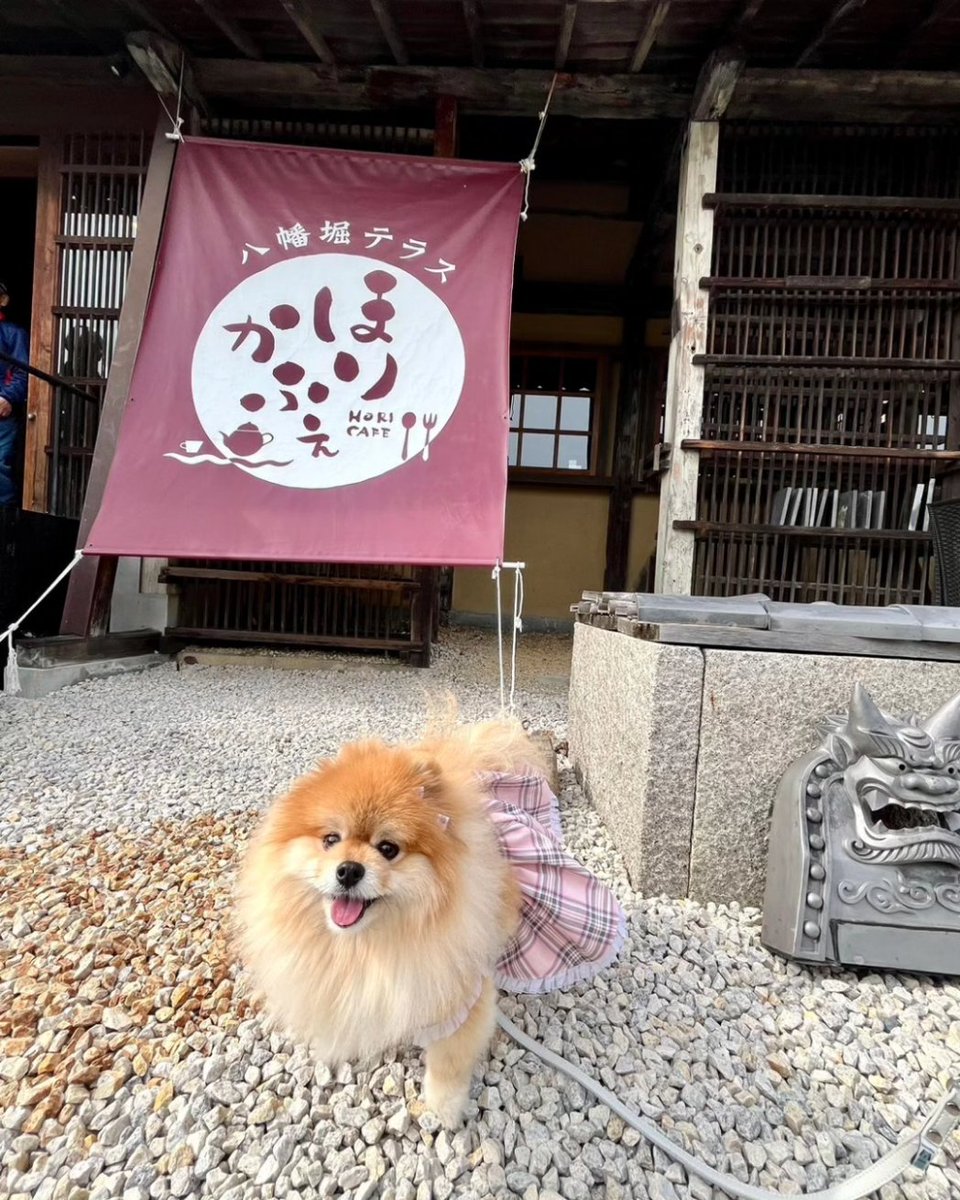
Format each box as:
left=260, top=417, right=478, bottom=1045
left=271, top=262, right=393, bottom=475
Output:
left=48, top=132, right=150, bottom=518
left=508, top=350, right=603, bottom=474
left=690, top=124, right=960, bottom=605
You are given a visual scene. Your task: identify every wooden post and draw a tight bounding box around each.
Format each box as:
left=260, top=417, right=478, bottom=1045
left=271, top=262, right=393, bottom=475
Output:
left=604, top=350, right=644, bottom=591
left=60, top=117, right=177, bottom=636
left=23, top=136, right=61, bottom=513
left=654, top=120, right=718, bottom=595
left=434, top=93, right=459, bottom=158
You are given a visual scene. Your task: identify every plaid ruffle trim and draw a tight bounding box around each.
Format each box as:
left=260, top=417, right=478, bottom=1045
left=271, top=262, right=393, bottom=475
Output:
left=482, top=772, right=627, bottom=995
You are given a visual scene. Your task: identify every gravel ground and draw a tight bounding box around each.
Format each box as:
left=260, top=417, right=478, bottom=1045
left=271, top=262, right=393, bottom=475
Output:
left=1, top=627, right=959, bottom=1200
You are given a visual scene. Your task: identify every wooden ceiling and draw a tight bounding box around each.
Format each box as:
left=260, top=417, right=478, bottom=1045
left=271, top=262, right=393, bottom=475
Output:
left=3, top=1, right=960, bottom=123
left=4, top=1, right=960, bottom=72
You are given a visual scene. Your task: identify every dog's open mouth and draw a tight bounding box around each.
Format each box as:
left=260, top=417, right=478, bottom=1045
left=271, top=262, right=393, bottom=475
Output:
left=330, top=895, right=378, bottom=928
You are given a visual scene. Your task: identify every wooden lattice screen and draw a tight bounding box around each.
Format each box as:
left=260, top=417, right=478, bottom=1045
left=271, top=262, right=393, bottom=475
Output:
left=687, top=124, right=960, bottom=604
left=42, top=132, right=151, bottom=519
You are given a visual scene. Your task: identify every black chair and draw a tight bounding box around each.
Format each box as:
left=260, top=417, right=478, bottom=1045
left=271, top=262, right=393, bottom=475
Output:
left=928, top=498, right=960, bottom=605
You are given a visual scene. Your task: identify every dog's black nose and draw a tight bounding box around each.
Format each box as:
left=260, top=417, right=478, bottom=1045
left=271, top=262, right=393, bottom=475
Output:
left=336, top=860, right=365, bottom=889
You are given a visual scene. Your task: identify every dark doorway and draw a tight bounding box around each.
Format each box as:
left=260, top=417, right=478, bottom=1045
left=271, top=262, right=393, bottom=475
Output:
left=0, top=150, right=38, bottom=506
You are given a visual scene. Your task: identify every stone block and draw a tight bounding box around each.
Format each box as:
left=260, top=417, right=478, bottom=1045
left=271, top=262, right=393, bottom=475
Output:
left=11, top=654, right=167, bottom=700
left=568, top=622, right=703, bottom=896
left=690, top=649, right=960, bottom=906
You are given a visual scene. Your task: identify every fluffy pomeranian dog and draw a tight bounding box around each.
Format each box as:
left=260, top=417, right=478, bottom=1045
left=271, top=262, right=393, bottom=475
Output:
left=236, top=717, right=548, bottom=1127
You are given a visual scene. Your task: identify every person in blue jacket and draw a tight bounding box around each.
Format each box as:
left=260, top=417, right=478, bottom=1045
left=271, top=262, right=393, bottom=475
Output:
left=0, top=280, right=29, bottom=507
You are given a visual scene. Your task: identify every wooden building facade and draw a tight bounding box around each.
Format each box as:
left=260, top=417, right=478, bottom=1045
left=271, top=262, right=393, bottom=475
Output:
left=4, top=0, right=960, bottom=656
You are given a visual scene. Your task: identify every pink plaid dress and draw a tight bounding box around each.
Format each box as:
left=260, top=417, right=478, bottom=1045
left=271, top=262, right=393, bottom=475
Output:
left=413, top=771, right=627, bottom=1045
left=483, top=771, right=627, bottom=995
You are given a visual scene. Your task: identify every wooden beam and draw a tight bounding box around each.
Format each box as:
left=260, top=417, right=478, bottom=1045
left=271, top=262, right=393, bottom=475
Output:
left=690, top=46, right=745, bottom=120
left=46, top=0, right=110, bottom=52
left=369, top=0, right=409, bottom=66
left=729, top=68, right=960, bottom=122
left=191, top=0, right=262, bottom=61
left=17, top=629, right=161, bottom=667
left=0, top=55, right=691, bottom=119
left=725, top=0, right=767, bottom=37
left=277, top=0, right=336, bottom=65
left=462, top=0, right=484, bottom=67
left=192, top=61, right=692, bottom=118
left=61, top=118, right=178, bottom=638
left=555, top=2, right=578, bottom=70
left=630, top=0, right=671, bottom=73
left=125, top=31, right=206, bottom=113
left=796, top=0, right=867, bottom=67
left=23, top=137, right=61, bottom=514
left=114, top=0, right=178, bottom=41
left=894, top=0, right=960, bottom=66
left=10, top=56, right=960, bottom=124
left=654, top=120, right=718, bottom=596
left=682, top=440, right=960, bottom=461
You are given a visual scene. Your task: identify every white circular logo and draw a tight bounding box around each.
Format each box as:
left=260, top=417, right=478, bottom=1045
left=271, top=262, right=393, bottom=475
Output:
left=182, top=253, right=465, bottom=489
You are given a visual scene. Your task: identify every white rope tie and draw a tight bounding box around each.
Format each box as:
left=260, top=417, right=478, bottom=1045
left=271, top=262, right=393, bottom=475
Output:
left=509, top=561, right=524, bottom=712
left=159, top=52, right=186, bottom=142
left=519, top=72, right=558, bottom=221
left=3, top=548, right=85, bottom=696
left=492, top=560, right=526, bottom=714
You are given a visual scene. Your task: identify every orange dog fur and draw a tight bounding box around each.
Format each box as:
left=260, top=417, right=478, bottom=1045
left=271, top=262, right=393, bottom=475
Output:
left=236, top=717, right=547, bottom=1126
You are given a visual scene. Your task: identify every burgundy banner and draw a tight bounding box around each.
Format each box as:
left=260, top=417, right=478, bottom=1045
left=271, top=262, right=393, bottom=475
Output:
left=85, top=137, right=523, bottom=565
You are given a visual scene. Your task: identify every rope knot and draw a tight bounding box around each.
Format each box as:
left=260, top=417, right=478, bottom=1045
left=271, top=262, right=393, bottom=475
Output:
left=518, top=73, right=557, bottom=223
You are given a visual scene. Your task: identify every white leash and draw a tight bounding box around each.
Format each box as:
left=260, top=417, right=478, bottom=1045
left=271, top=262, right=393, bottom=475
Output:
left=498, top=1012, right=959, bottom=1200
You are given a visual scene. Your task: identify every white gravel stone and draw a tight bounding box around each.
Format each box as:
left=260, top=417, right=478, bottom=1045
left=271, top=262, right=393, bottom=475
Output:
left=2, top=629, right=958, bottom=1200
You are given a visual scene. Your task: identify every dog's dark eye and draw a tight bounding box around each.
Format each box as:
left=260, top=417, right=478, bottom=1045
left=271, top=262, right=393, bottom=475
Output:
left=377, top=841, right=400, bottom=860
left=322, top=833, right=341, bottom=849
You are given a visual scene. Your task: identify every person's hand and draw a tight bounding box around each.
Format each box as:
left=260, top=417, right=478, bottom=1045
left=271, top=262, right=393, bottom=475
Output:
left=0, top=399, right=12, bottom=420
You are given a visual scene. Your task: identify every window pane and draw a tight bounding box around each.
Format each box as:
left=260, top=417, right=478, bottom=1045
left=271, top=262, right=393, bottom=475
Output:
left=520, top=433, right=555, bottom=468
left=523, top=393, right=557, bottom=429
left=560, top=395, right=591, bottom=432
left=526, top=357, right=561, bottom=391
left=509, top=393, right=521, bottom=427
left=564, top=357, right=597, bottom=392
left=508, top=431, right=518, bottom=466
left=558, top=434, right=589, bottom=471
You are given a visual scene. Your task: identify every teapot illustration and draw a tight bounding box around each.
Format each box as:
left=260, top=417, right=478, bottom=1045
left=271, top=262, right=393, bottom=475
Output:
left=220, top=423, right=274, bottom=457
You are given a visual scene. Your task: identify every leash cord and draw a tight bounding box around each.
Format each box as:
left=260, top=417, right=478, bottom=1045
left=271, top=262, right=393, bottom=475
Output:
left=497, top=1011, right=959, bottom=1200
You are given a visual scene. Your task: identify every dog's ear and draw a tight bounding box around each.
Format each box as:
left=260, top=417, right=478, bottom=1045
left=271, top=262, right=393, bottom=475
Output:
left=411, top=758, right=443, bottom=799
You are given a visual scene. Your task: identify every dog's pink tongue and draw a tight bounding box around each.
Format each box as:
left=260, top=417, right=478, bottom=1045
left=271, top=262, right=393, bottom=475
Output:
left=331, top=896, right=365, bottom=928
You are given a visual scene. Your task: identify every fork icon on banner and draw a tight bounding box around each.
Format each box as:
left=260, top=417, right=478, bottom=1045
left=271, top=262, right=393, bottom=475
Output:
left=421, top=413, right=438, bottom=461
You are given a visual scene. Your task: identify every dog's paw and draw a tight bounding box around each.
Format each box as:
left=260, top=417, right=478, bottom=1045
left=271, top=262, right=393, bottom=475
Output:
left=422, top=1075, right=468, bottom=1129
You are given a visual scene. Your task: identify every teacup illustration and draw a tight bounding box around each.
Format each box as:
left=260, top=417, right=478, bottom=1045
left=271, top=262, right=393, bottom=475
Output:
left=180, top=440, right=204, bottom=454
